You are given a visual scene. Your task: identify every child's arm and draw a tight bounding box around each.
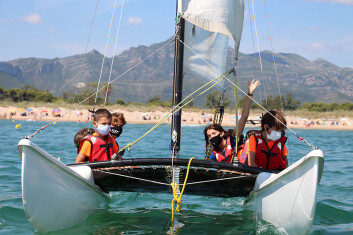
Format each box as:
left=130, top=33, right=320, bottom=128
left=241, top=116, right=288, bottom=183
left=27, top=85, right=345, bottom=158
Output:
left=75, top=153, right=87, bottom=164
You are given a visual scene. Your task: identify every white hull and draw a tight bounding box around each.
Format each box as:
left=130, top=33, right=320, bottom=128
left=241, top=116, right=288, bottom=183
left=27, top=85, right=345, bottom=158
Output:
left=18, top=139, right=108, bottom=232
left=244, top=149, right=324, bottom=234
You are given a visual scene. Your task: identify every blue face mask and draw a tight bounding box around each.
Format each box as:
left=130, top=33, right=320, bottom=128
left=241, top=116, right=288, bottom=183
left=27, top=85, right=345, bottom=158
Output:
left=96, top=124, right=111, bottom=136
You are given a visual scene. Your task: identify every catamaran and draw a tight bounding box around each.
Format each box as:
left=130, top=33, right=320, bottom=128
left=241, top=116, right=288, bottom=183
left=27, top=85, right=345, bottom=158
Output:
left=18, top=0, right=324, bottom=233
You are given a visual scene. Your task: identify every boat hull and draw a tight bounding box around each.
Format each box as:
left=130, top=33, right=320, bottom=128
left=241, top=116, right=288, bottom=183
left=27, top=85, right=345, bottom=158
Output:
left=244, top=149, right=324, bottom=234
left=18, top=139, right=107, bottom=232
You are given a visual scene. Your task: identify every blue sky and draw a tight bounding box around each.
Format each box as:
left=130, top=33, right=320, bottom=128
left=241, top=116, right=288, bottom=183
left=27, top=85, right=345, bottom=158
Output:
left=1, top=0, right=352, bottom=68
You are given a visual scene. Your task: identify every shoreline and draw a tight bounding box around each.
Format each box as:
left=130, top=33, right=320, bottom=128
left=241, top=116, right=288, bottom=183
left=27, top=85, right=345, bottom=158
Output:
left=1, top=105, right=353, bottom=131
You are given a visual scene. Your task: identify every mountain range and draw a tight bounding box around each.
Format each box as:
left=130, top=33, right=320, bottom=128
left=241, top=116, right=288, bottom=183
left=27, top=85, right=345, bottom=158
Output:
left=1, top=37, right=352, bottom=105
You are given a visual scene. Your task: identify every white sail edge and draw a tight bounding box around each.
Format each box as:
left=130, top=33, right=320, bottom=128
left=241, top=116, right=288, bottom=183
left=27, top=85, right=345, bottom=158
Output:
left=179, top=0, right=245, bottom=89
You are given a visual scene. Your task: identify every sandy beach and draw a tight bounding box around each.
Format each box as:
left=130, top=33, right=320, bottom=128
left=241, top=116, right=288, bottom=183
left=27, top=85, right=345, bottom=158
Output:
left=1, top=105, right=352, bottom=131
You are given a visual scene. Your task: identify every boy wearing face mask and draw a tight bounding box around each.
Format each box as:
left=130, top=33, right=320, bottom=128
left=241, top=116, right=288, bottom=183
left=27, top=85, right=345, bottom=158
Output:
left=109, top=112, right=127, bottom=159
left=75, top=109, right=119, bottom=163
left=110, top=112, right=126, bottom=139
left=247, top=110, right=288, bottom=170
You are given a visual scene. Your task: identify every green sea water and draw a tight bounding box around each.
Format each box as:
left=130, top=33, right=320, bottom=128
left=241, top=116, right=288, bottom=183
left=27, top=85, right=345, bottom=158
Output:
left=1, top=119, right=352, bottom=234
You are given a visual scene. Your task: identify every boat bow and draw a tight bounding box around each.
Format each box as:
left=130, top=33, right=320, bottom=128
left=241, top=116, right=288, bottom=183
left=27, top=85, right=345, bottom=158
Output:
left=18, top=138, right=108, bottom=232
left=244, top=149, right=324, bottom=234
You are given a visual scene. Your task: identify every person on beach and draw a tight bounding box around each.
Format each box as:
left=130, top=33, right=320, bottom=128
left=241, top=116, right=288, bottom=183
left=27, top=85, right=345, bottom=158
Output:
left=247, top=110, right=288, bottom=170
left=75, top=109, right=119, bottom=163
left=204, top=80, right=261, bottom=163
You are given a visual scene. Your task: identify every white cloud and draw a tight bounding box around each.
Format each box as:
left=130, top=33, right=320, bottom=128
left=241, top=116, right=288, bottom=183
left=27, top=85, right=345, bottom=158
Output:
left=306, top=0, right=353, bottom=5
left=127, top=17, right=142, bottom=27
left=1, top=19, right=9, bottom=23
left=19, top=13, right=42, bottom=24
left=307, top=42, right=327, bottom=52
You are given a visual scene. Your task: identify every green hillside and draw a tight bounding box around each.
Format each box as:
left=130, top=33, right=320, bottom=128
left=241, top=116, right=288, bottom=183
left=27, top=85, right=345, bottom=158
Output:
left=1, top=38, right=352, bottom=105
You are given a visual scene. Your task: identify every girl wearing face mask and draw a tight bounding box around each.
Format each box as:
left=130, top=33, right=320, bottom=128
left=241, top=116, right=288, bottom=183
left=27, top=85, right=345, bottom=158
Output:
left=203, top=80, right=261, bottom=163
left=247, top=110, right=288, bottom=170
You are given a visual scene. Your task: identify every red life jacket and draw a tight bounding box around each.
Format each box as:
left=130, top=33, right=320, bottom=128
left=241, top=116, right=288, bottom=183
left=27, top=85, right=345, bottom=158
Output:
left=237, top=138, right=250, bottom=164
left=212, top=136, right=233, bottom=163
left=78, top=134, right=116, bottom=162
left=254, top=132, right=287, bottom=170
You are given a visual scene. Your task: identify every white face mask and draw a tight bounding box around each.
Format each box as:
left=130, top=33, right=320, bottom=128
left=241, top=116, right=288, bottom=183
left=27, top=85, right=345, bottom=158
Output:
left=267, top=130, right=282, bottom=141
left=96, top=124, right=111, bottom=136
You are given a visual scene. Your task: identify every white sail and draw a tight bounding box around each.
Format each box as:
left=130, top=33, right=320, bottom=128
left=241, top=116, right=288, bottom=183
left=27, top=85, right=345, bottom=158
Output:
left=179, top=0, right=245, bottom=87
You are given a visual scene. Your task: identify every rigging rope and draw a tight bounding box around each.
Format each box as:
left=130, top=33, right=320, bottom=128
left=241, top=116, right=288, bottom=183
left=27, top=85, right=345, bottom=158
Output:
left=171, top=157, right=194, bottom=221
left=95, top=169, right=169, bottom=186
left=58, top=87, right=80, bottom=161
left=180, top=38, right=317, bottom=150
left=85, top=0, right=100, bottom=55
left=247, top=0, right=263, bottom=103
left=263, top=0, right=284, bottom=111
left=105, top=0, right=125, bottom=104
left=96, top=167, right=251, bottom=187
left=94, top=0, right=118, bottom=105
left=25, top=38, right=175, bottom=139
left=118, top=70, right=231, bottom=153
left=251, top=0, right=268, bottom=105
left=231, top=71, right=239, bottom=163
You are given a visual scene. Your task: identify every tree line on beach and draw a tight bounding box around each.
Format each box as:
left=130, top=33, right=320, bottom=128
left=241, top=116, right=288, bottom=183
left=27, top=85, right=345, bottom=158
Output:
left=1, top=85, right=353, bottom=112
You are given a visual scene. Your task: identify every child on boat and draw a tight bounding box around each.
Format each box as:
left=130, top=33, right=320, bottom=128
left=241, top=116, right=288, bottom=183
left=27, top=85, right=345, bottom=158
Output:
left=110, top=112, right=127, bottom=138
left=109, top=112, right=127, bottom=159
left=74, top=109, right=119, bottom=163
left=247, top=110, right=288, bottom=170
left=204, top=80, right=260, bottom=163
left=73, top=127, right=95, bottom=150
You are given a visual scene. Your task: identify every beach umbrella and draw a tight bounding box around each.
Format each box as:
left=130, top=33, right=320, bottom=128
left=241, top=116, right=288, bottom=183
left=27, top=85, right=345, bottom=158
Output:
left=41, top=110, right=48, bottom=113
left=53, top=109, right=61, bottom=113
left=9, top=109, right=15, bottom=112
left=231, top=116, right=241, bottom=119
left=26, top=108, right=32, bottom=111
left=18, top=108, right=25, bottom=111
left=341, top=118, right=348, bottom=121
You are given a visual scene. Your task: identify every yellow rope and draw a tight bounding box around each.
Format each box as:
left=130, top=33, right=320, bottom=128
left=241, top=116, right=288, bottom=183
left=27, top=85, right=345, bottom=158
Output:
left=118, top=70, right=232, bottom=153
left=171, top=157, right=194, bottom=221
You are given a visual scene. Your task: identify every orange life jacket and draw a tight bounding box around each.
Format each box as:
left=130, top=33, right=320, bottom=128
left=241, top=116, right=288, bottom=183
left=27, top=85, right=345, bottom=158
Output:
left=212, top=136, right=233, bottom=163
left=254, top=132, right=287, bottom=170
left=78, top=134, right=117, bottom=162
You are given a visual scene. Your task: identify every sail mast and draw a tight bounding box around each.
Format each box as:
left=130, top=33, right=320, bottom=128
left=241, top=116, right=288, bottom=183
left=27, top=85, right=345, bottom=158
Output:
left=170, top=1, right=185, bottom=155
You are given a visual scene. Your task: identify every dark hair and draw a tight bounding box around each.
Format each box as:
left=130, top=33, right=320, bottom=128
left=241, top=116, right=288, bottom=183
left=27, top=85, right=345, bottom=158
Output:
left=94, top=109, right=112, bottom=122
left=245, top=129, right=258, bottom=140
left=261, top=110, right=287, bottom=131
left=74, top=127, right=95, bottom=148
left=203, top=124, right=232, bottom=145
left=112, top=112, right=127, bottom=126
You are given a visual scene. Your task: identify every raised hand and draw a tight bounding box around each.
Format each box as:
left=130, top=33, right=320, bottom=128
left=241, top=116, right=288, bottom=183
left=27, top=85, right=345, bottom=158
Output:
left=248, top=80, right=261, bottom=95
